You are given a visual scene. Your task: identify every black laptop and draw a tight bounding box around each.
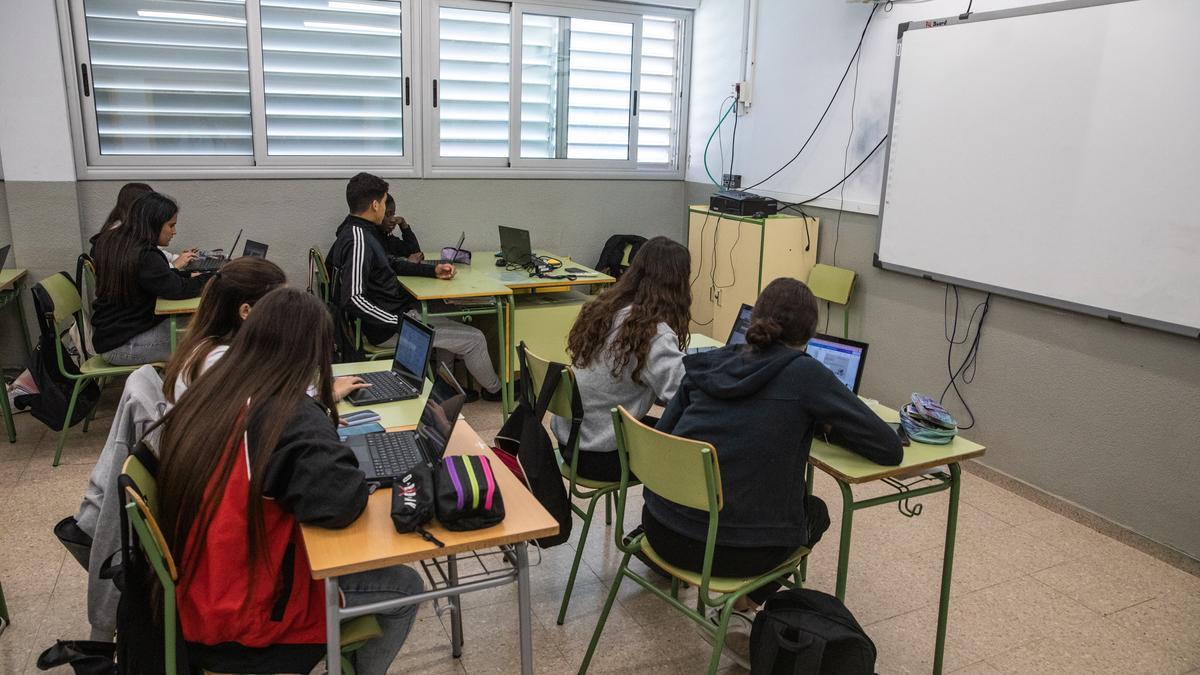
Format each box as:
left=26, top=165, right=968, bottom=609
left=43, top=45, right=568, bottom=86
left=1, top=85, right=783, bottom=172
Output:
left=688, top=303, right=754, bottom=354
left=805, top=334, right=869, bottom=394
left=242, top=239, right=269, bottom=258
left=498, top=225, right=534, bottom=266
left=184, top=228, right=243, bottom=273
left=346, top=314, right=435, bottom=406
left=347, top=363, right=468, bottom=484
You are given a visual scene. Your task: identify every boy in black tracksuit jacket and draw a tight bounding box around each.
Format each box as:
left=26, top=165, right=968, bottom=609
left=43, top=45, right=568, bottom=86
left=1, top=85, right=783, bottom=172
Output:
left=644, top=342, right=903, bottom=602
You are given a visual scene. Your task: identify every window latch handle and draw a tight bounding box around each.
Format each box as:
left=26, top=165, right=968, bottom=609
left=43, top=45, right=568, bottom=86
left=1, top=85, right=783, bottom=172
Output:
left=432, top=79, right=439, bottom=108
left=80, top=63, right=91, bottom=97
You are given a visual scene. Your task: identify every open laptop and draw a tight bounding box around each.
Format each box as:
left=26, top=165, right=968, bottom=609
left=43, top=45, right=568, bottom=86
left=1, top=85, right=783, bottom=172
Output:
left=242, top=239, right=268, bottom=259
left=805, top=334, right=869, bottom=394
left=687, top=303, right=754, bottom=354
left=346, top=314, right=435, bottom=406
left=346, top=363, right=468, bottom=485
left=498, top=225, right=534, bottom=266
left=185, top=228, right=243, bottom=273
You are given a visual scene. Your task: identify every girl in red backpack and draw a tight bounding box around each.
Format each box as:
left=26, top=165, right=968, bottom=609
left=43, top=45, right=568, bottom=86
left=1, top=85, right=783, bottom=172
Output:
left=157, top=288, right=422, bottom=674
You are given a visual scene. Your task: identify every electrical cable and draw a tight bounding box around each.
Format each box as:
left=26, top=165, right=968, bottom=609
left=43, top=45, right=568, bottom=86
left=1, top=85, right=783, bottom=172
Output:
left=716, top=95, right=734, bottom=183
left=688, top=211, right=714, bottom=326
left=715, top=218, right=742, bottom=289
left=703, top=99, right=738, bottom=187
left=728, top=97, right=739, bottom=187
left=742, top=4, right=879, bottom=191
left=833, top=22, right=865, bottom=268
left=940, top=285, right=992, bottom=430
left=777, top=134, right=888, bottom=209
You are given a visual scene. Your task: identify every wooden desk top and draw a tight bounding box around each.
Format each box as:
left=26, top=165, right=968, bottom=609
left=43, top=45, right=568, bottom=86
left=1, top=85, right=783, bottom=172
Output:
left=0, top=269, right=27, bottom=292
left=483, top=251, right=615, bottom=290
left=396, top=264, right=513, bottom=301
left=155, top=296, right=201, bottom=316
left=332, top=360, right=433, bottom=430
left=688, top=333, right=724, bottom=350
left=809, top=400, right=986, bottom=484
left=301, top=419, right=559, bottom=579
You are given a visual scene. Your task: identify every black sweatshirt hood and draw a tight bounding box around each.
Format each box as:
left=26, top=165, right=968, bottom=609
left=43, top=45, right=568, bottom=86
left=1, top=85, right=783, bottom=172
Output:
left=682, top=343, right=806, bottom=399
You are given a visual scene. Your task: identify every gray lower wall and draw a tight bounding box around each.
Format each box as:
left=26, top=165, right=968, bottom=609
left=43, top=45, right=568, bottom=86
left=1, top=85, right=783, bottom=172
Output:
left=76, top=178, right=688, bottom=286
left=687, top=182, right=1200, bottom=560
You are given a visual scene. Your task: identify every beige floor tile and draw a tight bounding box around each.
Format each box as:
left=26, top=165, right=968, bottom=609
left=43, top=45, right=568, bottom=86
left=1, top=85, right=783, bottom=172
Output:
left=1108, top=592, right=1200, bottom=667
left=865, top=606, right=979, bottom=673
left=0, top=594, right=50, bottom=675
left=949, top=661, right=1003, bottom=674
left=1032, top=559, right=1161, bottom=615
left=908, top=521, right=1070, bottom=595
left=386, top=615, right=463, bottom=675
left=958, top=473, right=1057, bottom=527
left=986, top=616, right=1193, bottom=674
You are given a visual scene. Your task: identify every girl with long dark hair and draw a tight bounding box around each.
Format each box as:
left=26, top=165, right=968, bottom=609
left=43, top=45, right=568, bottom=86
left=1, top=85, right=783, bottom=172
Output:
left=158, top=288, right=421, bottom=674
left=91, top=192, right=205, bottom=365
left=552, top=236, right=692, bottom=481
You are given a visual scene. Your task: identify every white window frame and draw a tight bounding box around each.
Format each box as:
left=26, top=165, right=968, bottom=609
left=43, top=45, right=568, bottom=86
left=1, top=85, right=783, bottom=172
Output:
left=55, top=0, right=692, bottom=180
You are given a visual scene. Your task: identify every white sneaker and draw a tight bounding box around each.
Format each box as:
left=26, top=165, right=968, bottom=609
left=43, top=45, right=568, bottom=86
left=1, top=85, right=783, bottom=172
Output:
left=697, top=605, right=756, bottom=669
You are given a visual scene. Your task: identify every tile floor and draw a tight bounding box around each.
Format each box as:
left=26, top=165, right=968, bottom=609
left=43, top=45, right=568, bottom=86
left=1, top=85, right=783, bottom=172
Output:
left=1, top=395, right=1198, bottom=674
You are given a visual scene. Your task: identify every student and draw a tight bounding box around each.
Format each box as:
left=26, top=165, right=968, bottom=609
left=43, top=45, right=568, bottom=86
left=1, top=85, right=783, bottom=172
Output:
left=91, top=192, right=206, bottom=365
left=90, top=182, right=152, bottom=247
left=327, top=172, right=502, bottom=401
left=382, top=194, right=423, bottom=262
left=643, top=278, right=903, bottom=660
left=158, top=288, right=422, bottom=674
left=553, top=236, right=691, bottom=481
left=162, top=257, right=372, bottom=403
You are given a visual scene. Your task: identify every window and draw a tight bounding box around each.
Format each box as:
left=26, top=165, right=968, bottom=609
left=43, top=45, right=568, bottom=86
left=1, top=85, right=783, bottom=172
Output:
left=79, top=0, right=253, bottom=159
left=259, top=0, right=407, bottom=157
left=64, top=0, right=690, bottom=176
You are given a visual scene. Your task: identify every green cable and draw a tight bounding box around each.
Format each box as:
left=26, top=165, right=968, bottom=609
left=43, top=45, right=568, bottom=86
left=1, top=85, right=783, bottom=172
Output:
left=703, top=99, right=738, bottom=187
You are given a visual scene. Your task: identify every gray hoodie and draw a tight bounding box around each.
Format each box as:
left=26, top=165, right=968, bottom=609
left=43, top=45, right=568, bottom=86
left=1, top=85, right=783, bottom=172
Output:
left=552, top=306, right=685, bottom=454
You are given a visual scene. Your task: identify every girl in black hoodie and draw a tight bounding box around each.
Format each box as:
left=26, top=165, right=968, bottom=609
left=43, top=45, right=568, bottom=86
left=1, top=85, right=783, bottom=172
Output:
left=644, top=278, right=903, bottom=653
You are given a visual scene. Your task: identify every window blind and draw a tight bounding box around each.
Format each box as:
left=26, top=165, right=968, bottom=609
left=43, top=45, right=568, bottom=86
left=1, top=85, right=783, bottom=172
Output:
left=82, top=0, right=252, bottom=155
left=259, top=0, right=405, bottom=156
left=637, top=15, right=679, bottom=165
left=438, top=6, right=511, bottom=158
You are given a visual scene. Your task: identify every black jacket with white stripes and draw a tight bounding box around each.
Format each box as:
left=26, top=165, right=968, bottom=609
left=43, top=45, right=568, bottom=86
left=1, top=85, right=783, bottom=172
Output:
left=326, top=215, right=437, bottom=346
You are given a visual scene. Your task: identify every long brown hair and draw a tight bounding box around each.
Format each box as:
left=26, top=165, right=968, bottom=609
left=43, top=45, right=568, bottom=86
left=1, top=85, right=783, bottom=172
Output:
left=94, top=191, right=177, bottom=304
left=745, top=278, right=819, bottom=349
left=162, top=258, right=287, bottom=402
left=100, top=182, right=153, bottom=234
left=567, top=236, right=691, bottom=383
left=158, top=289, right=337, bottom=591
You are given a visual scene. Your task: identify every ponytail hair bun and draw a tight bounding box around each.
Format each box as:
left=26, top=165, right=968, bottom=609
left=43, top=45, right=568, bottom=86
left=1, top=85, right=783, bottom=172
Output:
left=745, top=317, right=783, bottom=347
left=746, top=278, right=819, bottom=349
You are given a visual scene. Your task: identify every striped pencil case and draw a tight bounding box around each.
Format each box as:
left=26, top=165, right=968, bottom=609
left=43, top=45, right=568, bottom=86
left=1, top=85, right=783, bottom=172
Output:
left=435, top=455, right=506, bottom=531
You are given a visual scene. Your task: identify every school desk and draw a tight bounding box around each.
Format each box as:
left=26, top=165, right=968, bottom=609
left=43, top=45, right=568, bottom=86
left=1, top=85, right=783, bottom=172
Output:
left=153, top=296, right=200, bottom=352
left=0, top=269, right=30, bottom=442
left=332, top=360, right=434, bottom=429
left=300, top=418, right=558, bottom=675
left=805, top=400, right=986, bottom=675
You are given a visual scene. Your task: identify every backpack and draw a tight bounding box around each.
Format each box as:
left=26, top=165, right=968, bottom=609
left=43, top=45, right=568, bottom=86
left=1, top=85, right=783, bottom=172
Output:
left=594, top=235, right=646, bottom=279
left=492, top=344, right=575, bottom=547
left=749, top=589, right=877, bottom=675
left=19, top=278, right=101, bottom=430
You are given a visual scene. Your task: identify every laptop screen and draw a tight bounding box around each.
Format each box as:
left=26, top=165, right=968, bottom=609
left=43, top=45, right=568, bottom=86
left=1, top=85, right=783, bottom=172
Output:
left=393, top=315, right=433, bottom=379
left=498, top=225, right=532, bottom=264
left=416, top=365, right=467, bottom=460
left=804, top=334, right=869, bottom=393
left=727, top=304, right=754, bottom=345
left=242, top=240, right=268, bottom=258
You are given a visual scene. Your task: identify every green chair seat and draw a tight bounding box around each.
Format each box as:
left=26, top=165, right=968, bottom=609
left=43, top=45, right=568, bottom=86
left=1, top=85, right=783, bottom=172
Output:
left=639, top=538, right=808, bottom=595
left=340, top=614, right=382, bottom=647
left=557, top=459, right=619, bottom=491
left=78, top=356, right=160, bottom=376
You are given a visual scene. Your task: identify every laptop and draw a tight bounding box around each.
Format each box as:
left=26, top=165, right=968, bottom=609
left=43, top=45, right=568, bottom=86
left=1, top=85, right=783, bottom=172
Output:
left=805, top=334, right=869, bottom=394
left=346, top=363, right=468, bottom=484
left=185, top=228, right=243, bottom=273
left=242, top=239, right=269, bottom=259
left=687, top=303, right=754, bottom=354
left=346, top=314, right=435, bottom=406
left=498, top=225, right=534, bottom=266
left=0, top=245, right=10, bottom=269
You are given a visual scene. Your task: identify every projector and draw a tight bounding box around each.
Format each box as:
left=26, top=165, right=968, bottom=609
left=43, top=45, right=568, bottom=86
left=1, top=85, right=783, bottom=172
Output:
left=708, top=190, right=778, bottom=218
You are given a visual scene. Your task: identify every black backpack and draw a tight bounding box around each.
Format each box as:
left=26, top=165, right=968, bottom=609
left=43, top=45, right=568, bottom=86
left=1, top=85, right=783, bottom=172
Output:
left=19, top=277, right=101, bottom=430
left=594, top=235, right=646, bottom=279
left=492, top=344, right=575, bottom=547
left=749, top=589, right=876, bottom=675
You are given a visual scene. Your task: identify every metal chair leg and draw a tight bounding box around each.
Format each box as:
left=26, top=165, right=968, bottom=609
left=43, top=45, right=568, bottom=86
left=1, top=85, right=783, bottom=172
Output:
left=577, top=553, right=631, bottom=674
left=55, top=380, right=86, bottom=466
left=557, top=494, right=603, bottom=625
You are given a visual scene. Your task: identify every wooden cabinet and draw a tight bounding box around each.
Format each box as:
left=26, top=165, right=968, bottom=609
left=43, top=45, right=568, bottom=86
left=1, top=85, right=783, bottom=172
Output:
left=687, top=206, right=819, bottom=339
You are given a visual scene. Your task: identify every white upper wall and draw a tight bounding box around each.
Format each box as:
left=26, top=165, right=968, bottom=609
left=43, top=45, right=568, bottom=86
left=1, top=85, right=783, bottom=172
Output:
left=687, top=0, right=1048, bottom=212
left=0, top=0, right=76, bottom=181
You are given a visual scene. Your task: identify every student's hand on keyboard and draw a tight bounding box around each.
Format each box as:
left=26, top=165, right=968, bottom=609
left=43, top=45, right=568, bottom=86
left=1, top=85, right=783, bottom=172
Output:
left=173, top=249, right=199, bottom=270
left=334, top=376, right=371, bottom=401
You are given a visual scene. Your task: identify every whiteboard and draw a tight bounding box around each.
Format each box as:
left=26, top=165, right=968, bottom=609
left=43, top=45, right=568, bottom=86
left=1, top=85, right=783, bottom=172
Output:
left=876, top=0, right=1200, bottom=336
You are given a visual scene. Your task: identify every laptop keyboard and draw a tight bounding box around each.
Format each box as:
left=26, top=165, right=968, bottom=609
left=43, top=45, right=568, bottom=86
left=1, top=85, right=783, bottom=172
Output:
left=358, top=372, right=419, bottom=400
left=366, top=433, right=422, bottom=477
left=184, top=257, right=224, bottom=273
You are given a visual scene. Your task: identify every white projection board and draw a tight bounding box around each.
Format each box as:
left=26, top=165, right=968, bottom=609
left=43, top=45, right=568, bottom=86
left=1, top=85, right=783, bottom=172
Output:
left=876, top=0, right=1200, bottom=337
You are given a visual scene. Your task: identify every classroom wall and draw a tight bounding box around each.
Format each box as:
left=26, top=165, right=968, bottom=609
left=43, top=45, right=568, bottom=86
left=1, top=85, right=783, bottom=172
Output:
left=686, top=182, right=1200, bottom=560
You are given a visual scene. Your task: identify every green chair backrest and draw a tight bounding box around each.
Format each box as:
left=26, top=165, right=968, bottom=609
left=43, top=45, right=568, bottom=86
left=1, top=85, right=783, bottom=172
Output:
left=35, top=272, right=82, bottom=335
left=612, top=406, right=721, bottom=512
left=522, top=346, right=577, bottom=420
left=123, top=452, right=159, bottom=513
left=806, top=264, right=856, bottom=306
left=309, top=247, right=330, bottom=302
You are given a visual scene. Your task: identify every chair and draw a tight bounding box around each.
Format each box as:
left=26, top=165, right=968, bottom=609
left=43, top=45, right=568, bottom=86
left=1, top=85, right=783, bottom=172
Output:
left=75, top=253, right=98, bottom=358
left=806, top=263, right=857, bottom=338
left=578, top=407, right=810, bottom=674
left=33, top=272, right=155, bottom=466
left=318, top=250, right=395, bottom=362
left=521, top=346, right=627, bottom=625
left=120, top=454, right=380, bottom=675
left=0, top=579, right=9, bottom=633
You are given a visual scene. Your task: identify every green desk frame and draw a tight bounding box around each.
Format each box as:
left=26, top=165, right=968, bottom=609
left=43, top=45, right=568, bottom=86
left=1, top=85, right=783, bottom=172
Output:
left=155, top=297, right=201, bottom=354
left=803, top=401, right=986, bottom=675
